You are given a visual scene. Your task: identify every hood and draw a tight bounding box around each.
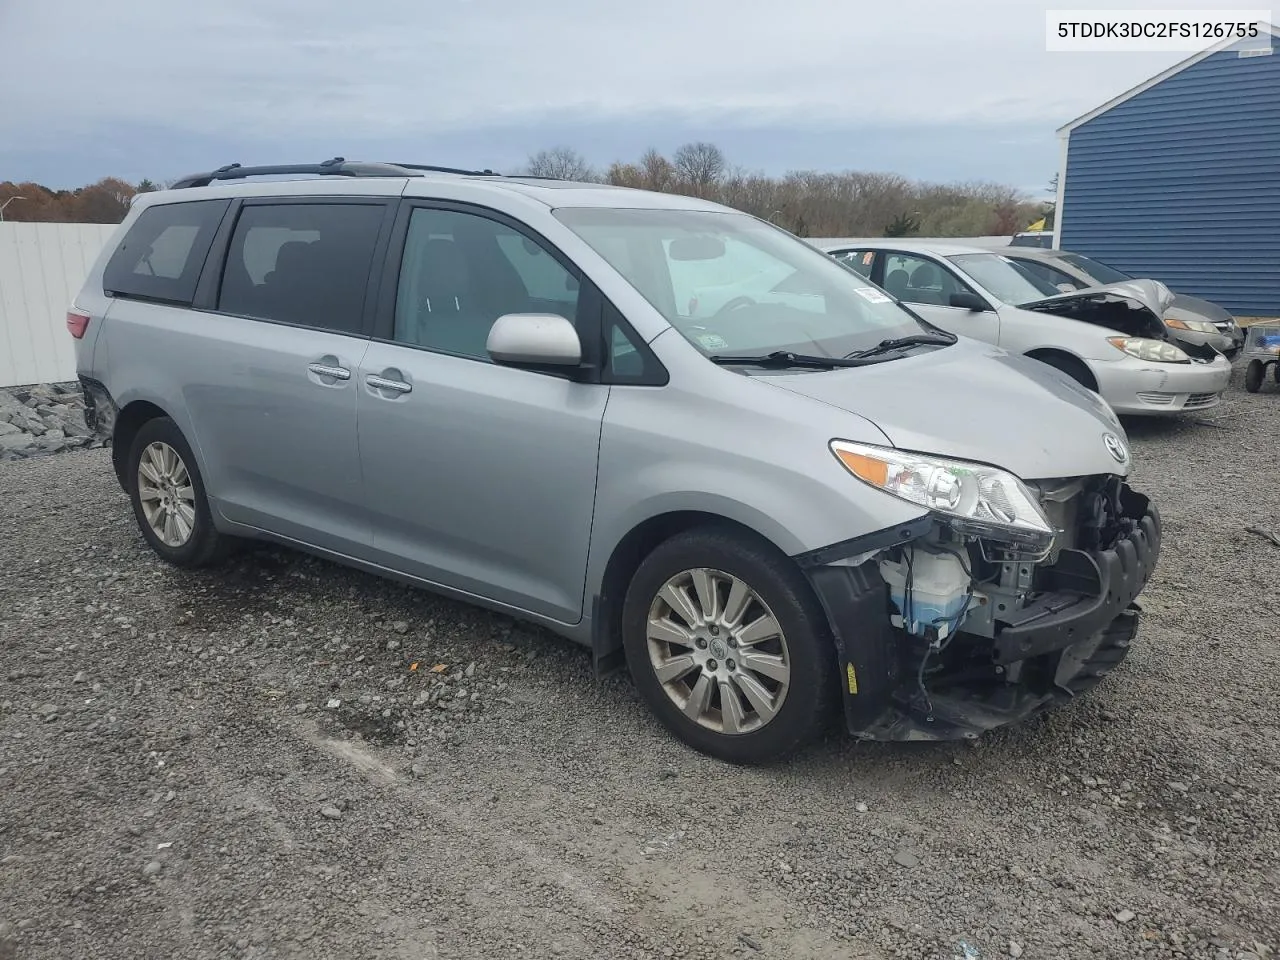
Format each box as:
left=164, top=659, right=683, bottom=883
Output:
left=1018, top=277, right=1172, bottom=320
left=1017, top=279, right=1176, bottom=340
left=1167, top=292, right=1232, bottom=324
left=757, top=340, right=1131, bottom=481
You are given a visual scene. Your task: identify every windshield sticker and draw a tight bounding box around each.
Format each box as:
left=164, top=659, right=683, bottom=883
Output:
left=695, top=332, right=730, bottom=350
left=861, top=251, right=874, bottom=266
left=853, top=286, right=892, bottom=304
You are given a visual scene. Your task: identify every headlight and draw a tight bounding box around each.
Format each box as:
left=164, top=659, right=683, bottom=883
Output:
left=1107, top=337, right=1189, bottom=363
left=829, top=440, right=1055, bottom=554
left=1164, top=317, right=1217, bottom=335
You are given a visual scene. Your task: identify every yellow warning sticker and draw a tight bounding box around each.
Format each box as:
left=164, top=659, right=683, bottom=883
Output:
left=846, top=663, right=859, bottom=695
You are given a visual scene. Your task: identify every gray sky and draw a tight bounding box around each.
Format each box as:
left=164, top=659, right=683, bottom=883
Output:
left=0, top=0, right=1260, bottom=192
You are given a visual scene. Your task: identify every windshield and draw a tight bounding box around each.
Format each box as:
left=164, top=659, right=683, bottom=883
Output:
left=552, top=208, right=932, bottom=359
left=1059, top=253, right=1132, bottom=285
left=948, top=253, right=1062, bottom=305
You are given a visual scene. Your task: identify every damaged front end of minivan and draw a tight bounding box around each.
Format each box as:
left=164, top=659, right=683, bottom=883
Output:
left=797, top=440, right=1160, bottom=741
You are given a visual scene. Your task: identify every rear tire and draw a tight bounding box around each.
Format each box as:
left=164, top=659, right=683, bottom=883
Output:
left=1245, top=360, right=1264, bottom=393
left=127, top=417, right=232, bottom=568
left=621, top=526, right=837, bottom=764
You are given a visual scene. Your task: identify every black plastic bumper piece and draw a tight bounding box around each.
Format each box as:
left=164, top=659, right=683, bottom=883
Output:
left=992, top=501, right=1161, bottom=664
left=804, top=562, right=899, bottom=730
left=793, top=514, right=934, bottom=569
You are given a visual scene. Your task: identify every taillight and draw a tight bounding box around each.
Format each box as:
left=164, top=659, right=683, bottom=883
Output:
left=67, top=310, right=90, bottom=339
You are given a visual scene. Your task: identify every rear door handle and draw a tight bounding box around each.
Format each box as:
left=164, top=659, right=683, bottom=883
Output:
left=366, top=374, right=412, bottom=394
left=308, top=362, right=351, bottom=381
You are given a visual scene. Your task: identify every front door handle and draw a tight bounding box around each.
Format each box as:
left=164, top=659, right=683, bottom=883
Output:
left=308, top=362, right=351, bottom=381
left=366, top=374, right=412, bottom=394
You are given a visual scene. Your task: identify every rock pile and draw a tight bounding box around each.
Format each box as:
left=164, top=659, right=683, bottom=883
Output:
left=0, top=382, right=106, bottom=461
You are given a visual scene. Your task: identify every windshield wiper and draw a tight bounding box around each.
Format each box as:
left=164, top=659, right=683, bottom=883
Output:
left=708, top=350, right=872, bottom=369
left=844, top=333, right=956, bottom=360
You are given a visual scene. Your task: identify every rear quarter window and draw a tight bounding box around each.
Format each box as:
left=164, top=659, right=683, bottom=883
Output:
left=102, top=199, right=230, bottom=304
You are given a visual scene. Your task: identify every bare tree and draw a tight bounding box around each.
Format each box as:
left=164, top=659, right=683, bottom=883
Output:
left=605, top=161, right=644, bottom=188
left=521, top=143, right=1039, bottom=237
left=672, top=142, right=726, bottom=195
left=525, top=146, right=596, bottom=182
left=638, top=149, right=676, bottom=192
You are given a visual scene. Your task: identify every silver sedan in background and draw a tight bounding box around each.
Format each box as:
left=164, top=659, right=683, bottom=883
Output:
left=825, top=240, right=1233, bottom=416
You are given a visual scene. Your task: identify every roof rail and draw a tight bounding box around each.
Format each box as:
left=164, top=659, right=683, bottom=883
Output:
left=390, top=162, right=501, bottom=176
left=169, top=157, right=427, bottom=189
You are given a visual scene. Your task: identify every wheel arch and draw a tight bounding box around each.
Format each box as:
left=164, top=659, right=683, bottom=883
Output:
left=589, top=510, right=803, bottom=676
left=111, top=399, right=171, bottom=489
left=1025, top=347, right=1100, bottom=392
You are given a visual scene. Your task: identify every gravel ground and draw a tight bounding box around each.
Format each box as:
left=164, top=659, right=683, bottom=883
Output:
left=2, top=367, right=1278, bottom=960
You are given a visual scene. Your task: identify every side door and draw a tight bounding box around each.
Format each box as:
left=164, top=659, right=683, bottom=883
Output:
left=879, top=251, right=1002, bottom=345
left=182, top=197, right=394, bottom=553
left=356, top=202, right=610, bottom=624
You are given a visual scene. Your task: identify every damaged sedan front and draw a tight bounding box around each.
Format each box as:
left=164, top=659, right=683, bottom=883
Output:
left=1012, top=278, right=1229, bottom=414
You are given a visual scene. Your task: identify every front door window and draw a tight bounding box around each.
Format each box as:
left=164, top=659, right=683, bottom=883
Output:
left=882, top=253, right=974, bottom=307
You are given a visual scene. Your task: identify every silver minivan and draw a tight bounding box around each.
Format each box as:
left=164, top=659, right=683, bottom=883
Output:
left=69, top=160, right=1161, bottom=764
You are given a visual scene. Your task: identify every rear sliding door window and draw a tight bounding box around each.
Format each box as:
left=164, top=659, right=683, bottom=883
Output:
left=103, top=199, right=229, bottom=304
left=217, top=202, right=385, bottom=334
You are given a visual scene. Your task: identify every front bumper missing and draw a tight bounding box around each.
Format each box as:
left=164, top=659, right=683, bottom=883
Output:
left=804, top=489, right=1161, bottom=742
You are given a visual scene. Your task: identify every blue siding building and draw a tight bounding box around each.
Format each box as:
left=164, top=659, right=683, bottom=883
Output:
left=1057, top=24, right=1280, bottom=317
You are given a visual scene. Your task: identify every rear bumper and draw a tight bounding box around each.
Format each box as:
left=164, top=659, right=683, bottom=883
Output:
left=803, top=486, right=1161, bottom=741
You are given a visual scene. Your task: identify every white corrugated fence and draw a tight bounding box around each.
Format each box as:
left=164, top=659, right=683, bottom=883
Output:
left=0, top=222, right=118, bottom=388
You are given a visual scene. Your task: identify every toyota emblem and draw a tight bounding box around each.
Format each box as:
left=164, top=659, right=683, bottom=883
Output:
left=1103, top=433, right=1127, bottom=463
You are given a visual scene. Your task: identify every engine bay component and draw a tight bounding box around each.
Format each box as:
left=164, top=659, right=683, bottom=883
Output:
left=804, top=476, right=1160, bottom=742
left=878, top=546, right=972, bottom=640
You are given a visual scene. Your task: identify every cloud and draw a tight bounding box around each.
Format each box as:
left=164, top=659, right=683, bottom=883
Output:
left=0, top=0, right=1256, bottom=185
left=0, top=0, right=1219, bottom=133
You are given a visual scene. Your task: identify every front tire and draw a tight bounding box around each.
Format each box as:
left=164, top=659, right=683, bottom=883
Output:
left=621, top=526, right=837, bottom=764
left=127, top=417, right=231, bottom=568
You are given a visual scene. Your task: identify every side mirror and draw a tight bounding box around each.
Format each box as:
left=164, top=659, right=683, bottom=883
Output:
left=949, top=291, right=988, bottom=311
left=487, top=313, right=582, bottom=368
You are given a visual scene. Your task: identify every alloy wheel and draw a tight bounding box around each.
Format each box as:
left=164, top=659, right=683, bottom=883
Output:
left=137, top=441, right=197, bottom=547
left=645, top=567, right=791, bottom=735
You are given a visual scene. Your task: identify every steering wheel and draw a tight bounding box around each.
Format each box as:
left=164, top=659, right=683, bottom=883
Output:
left=712, top=296, right=757, bottom=319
